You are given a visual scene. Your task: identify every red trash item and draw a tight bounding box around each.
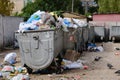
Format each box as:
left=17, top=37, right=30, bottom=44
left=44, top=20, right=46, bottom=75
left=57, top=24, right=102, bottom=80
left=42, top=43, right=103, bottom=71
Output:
left=69, top=35, right=74, bottom=41
left=83, top=65, right=88, bottom=69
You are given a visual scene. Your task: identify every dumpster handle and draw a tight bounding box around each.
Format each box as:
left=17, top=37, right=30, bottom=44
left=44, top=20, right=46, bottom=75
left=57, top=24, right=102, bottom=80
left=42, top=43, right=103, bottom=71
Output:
left=33, top=35, right=39, bottom=49
left=33, top=36, right=39, bottom=40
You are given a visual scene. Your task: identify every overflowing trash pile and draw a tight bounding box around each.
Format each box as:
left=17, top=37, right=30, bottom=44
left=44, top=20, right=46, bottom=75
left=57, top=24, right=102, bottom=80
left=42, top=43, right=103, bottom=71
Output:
left=18, top=10, right=87, bottom=32
left=0, top=52, right=30, bottom=80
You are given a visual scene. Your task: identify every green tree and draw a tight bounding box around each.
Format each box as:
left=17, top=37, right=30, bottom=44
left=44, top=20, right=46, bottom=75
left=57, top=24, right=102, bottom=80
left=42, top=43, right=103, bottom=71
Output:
left=0, top=0, right=14, bottom=16
left=20, top=0, right=83, bottom=20
left=79, top=1, right=84, bottom=14
left=74, top=0, right=84, bottom=13
left=98, top=0, right=120, bottom=13
left=98, top=0, right=110, bottom=13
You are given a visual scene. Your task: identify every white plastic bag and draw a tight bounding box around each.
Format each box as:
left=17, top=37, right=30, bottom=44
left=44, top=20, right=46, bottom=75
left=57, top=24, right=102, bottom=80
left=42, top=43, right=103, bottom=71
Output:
left=66, top=62, right=84, bottom=69
left=4, top=52, right=17, bottom=64
left=72, top=19, right=87, bottom=27
left=11, top=74, right=29, bottom=80
left=62, top=59, right=84, bottom=69
left=97, top=46, right=104, bottom=52
left=27, top=10, right=45, bottom=23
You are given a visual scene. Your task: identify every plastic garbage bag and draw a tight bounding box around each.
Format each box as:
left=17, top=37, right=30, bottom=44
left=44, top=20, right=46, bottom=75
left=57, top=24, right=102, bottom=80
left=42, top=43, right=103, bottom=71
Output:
left=87, top=43, right=97, bottom=51
left=63, top=19, right=71, bottom=27
left=1, top=66, right=14, bottom=72
left=18, top=21, right=39, bottom=32
left=27, top=10, right=45, bottom=23
left=41, top=13, right=55, bottom=25
left=62, top=59, right=86, bottom=69
left=1, top=72, right=10, bottom=79
left=72, top=19, right=87, bottom=27
left=73, top=24, right=78, bottom=29
left=0, top=71, right=2, bottom=77
left=11, top=74, right=30, bottom=80
left=4, top=52, right=17, bottom=64
left=96, top=46, right=104, bottom=52
left=63, top=18, right=73, bottom=27
left=66, top=62, right=84, bottom=69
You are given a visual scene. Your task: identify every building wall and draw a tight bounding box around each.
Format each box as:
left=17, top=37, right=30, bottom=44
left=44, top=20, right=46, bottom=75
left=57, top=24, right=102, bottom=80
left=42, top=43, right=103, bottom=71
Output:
left=93, top=14, right=120, bottom=21
left=10, top=0, right=34, bottom=13
left=10, top=0, right=24, bottom=13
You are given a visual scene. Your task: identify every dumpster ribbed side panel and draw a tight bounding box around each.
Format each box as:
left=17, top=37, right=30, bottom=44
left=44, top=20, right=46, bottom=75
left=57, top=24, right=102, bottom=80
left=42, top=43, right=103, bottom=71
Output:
left=82, top=27, right=89, bottom=43
left=64, top=28, right=76, bottom=50
left=88, top=26, right=95, bottom=42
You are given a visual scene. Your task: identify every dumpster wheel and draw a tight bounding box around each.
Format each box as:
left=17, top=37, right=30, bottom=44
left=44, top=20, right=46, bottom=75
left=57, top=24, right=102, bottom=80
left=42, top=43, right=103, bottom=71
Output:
left=24, top=64, right=33, bottom=74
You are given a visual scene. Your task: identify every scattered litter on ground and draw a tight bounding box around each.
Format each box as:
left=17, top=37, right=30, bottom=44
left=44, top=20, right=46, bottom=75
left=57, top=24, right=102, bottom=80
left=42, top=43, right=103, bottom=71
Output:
left=11, top=73, right=29, bottom=80
left=87, top=43, right=104, bottom=52
left=0, top=65, right=29, bottom=80
left=57, top=75, right=81, bottom=80
left=1, top=65, right=15, bottom=72
left=0, top=52, right=30, bottom=80
left=94, top=56, right=102, bottom=61
left=114, top=47, right=120, bottom=50
left=114, top=52, right=120, bottom=55
left=107, top=63, right=114, bottom=69
left=115, top=70, right=120, bottom=74
left=61, top=59, right=88, bottom=70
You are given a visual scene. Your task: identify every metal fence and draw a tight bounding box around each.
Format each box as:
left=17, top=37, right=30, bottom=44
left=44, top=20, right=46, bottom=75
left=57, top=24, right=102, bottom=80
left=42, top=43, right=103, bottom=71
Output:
left=0, top=15, right=23, bottom=49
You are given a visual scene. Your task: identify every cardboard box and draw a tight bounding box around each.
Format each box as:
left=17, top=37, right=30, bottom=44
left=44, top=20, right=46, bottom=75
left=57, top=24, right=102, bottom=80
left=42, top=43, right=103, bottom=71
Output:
left=64, top=49, right=80, bottom=61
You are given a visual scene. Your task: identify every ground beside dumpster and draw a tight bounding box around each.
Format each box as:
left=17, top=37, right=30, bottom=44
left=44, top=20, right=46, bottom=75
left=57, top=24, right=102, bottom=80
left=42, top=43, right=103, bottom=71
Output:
left=1, top=42, right=120, bottom=80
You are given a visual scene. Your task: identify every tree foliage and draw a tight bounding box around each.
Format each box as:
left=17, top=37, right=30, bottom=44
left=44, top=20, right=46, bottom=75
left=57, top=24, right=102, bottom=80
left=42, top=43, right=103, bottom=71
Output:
left=0, top=0, right=14, bottom=16
left=98, top=0, right=120, bottom=13
left=20, top=0, right=83, bottom=20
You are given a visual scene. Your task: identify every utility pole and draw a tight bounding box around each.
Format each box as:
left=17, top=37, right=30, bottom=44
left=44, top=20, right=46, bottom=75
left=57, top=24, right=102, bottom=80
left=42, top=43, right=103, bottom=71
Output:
left=85, top=1, right=88, bottom=14
left=72, top=0, right=74, bottom=12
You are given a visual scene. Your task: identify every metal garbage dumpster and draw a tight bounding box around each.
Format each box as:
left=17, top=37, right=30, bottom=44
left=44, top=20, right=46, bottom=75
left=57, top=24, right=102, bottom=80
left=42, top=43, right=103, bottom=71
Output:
left=109, top=26, right=120, bottom=41
left=94, top=26, right=105, bottom=41
left=15, top=28, right=63, bottom=73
